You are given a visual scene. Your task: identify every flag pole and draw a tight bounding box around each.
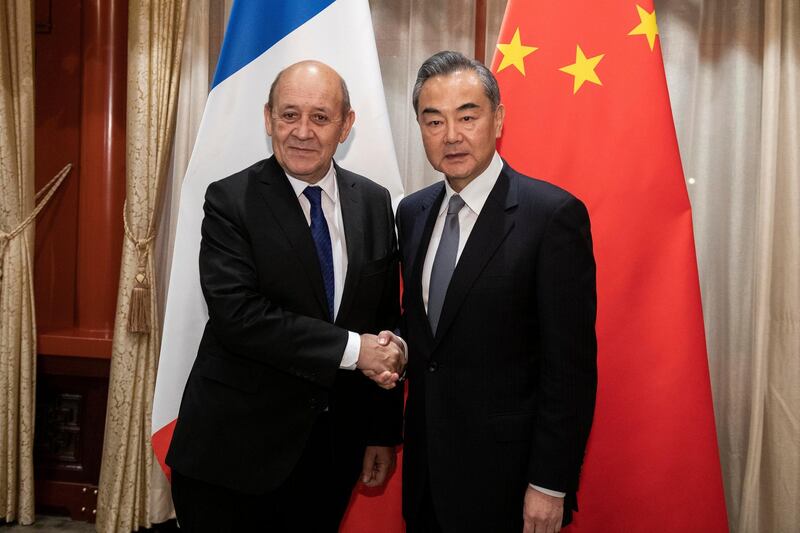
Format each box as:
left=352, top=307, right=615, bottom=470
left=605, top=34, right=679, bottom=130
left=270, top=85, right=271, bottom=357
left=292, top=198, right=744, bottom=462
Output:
left=474, top=0, right=487, bottom=63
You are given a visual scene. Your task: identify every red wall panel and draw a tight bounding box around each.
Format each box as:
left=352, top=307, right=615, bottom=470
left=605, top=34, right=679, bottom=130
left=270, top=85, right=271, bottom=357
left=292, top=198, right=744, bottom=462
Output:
left=35, top=0, right=127, bottom=358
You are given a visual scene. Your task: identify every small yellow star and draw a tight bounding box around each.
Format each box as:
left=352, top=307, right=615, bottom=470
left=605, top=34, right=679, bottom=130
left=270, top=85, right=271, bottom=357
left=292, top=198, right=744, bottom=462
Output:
left=558, top=45, right=604, bottom=94
left=496, top=28, right=538, bottom=75
left=628, top=5, right=659, bottom=51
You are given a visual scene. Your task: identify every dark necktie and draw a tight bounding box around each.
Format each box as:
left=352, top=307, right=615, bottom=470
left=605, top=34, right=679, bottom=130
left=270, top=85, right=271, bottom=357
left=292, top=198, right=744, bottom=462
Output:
left=303, top=186, right=335, bottom=321
left=428, top=194, right=466, bottom=335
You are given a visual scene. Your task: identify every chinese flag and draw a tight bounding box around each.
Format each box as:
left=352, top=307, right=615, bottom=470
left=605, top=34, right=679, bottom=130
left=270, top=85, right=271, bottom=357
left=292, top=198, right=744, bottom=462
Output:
left=492, top=2, right=728, bottom=531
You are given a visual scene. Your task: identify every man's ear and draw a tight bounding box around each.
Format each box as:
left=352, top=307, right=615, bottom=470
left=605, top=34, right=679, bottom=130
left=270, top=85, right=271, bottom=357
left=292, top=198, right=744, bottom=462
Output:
left=494, top=103, right=506, bottom=139
left=264, top=104, right=273, bottom=136
left=339, top=109, right=356, bottom=143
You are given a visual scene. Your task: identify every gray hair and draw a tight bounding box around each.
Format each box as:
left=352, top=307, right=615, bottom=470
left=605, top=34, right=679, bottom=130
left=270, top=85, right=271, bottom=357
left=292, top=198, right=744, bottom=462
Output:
left=267, top=62, right=351, bottom=117
left=412, top=51, right=500, bottom=113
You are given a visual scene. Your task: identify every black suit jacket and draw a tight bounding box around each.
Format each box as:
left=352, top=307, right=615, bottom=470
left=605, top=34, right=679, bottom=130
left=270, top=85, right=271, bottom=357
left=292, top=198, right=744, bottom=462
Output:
left=167, top=156, right=403, bottom=495
left=397, top=163, right=597, bottom=532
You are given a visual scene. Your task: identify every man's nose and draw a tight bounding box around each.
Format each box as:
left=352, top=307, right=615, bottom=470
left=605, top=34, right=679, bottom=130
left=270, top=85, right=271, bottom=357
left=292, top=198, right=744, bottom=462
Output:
left=444, top=122, right=461, bottom=144
left=292, top=116, right=314, bottom=139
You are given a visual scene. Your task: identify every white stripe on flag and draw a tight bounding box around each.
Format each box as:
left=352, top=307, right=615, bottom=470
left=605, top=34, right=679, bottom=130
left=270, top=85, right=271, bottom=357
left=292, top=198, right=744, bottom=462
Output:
left=152, top=0, right=403, bottom=438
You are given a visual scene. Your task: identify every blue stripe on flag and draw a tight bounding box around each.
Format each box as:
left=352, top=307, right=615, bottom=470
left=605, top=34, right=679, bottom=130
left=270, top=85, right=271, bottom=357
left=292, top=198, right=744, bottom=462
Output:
left=212, top=0, right=336, bottom=88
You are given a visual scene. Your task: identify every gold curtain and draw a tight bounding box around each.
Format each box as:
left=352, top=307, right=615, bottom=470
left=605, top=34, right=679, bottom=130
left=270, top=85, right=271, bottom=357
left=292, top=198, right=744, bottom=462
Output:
left=96, top=2, right=188, bottom=531
left=149, top=0, right=219, bottom=523
left=0, top=0, right=35, bottom=525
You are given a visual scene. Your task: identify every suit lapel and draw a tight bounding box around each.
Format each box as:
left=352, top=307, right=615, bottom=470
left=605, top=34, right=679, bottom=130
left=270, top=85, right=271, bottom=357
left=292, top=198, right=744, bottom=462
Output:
left=432, top=168, right=518, bottom=351
left=407, top=184, right=445, bottom=348
left=335, top=164, right=364, bottom=325
left=255, top=156, right=330, bottom=320
left=408, top=184, right=445, bottom=299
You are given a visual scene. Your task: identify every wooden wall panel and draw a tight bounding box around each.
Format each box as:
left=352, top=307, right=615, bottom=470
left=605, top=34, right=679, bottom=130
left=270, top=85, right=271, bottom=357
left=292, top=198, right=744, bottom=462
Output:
left=34, top=0, right=127, bottom=521
left=34, top=356, right=110, bottom=523
left=34, top=356, right=110, bottom=485
left=75, top=0, right=127, bottom=335
left=35, top=0, right=127, bottom=357
left=34, top=0, right=82, bottom=332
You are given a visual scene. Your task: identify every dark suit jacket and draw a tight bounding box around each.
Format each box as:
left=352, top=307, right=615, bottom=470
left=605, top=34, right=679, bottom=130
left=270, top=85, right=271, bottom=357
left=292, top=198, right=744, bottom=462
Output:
left=397, top=163, right=597, bottom=532
left=167, top=156, right=403, bottom=495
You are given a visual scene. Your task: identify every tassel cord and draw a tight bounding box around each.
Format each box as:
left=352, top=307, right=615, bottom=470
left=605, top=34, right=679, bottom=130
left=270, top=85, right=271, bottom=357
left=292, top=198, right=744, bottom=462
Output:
left=122, top=199, right=157, bottom=334
left=0, top=163, right=73, bottom=284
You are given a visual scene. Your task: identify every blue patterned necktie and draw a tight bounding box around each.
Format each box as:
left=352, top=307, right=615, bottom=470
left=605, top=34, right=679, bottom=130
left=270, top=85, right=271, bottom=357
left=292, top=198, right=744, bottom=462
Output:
left=303, top=186, right=335, bottom=321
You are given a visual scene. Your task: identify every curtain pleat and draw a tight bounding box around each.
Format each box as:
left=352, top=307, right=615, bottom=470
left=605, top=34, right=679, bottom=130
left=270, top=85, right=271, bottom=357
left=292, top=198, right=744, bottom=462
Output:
left=658, top=1, right=799, bottom=531
left=148, top=0, right=214, bottom=524
left=0, top=0, right=36, bottom=525
left=738, top=0, right=799, bottom=531
left=96, top=2, right=188, bottom=531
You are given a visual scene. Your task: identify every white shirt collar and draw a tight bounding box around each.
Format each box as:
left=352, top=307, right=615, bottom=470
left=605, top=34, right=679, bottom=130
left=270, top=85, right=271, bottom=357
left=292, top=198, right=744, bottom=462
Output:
left=285, top=162, right=338, bottom=204
left=440, top=151, right=503, bottom=216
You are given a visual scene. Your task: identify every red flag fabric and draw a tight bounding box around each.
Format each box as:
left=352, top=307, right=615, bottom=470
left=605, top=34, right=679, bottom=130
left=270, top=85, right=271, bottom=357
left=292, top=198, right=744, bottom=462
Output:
left=492, top=2, right=728, bottom=531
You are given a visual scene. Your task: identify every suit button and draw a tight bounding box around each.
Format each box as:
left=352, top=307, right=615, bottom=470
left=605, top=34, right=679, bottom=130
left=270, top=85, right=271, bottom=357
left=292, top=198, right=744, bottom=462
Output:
left=428, top=361, right=438, bottom=372
left=309, top=398, right=318, bottom=409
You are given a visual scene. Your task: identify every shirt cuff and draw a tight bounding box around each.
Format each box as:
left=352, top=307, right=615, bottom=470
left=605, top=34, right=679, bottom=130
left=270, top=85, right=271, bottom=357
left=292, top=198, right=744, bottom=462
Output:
left=529, top=484, right=566, bottom=498
left=340, top=331, right=361, bottom=370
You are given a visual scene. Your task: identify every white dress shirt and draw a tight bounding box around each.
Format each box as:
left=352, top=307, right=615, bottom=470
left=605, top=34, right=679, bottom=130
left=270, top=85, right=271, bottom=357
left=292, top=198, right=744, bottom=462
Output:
left=421, top=151, right=566, bottom=499
left=422, top=151, right=503, bottom=312
left=285, top=164, right=361, bottom=369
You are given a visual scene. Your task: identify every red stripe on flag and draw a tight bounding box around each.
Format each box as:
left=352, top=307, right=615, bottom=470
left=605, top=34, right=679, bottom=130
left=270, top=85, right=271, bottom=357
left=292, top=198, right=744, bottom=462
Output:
left=152, top=419, right=177, bottom=482
left=341, top=447, right=405, bottom=533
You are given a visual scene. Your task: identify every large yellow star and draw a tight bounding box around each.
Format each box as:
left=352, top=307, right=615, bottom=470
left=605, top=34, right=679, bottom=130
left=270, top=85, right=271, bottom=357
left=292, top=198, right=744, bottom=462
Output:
left=628, top=5, right=659, bottom=50
left=558, top=45, right=604, bottom=94
left=495, top=28, right=538, bottom=75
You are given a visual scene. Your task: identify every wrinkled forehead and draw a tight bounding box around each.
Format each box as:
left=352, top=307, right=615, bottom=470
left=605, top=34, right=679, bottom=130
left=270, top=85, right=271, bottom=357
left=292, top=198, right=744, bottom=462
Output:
left=271, top=67, right=344, bottom=111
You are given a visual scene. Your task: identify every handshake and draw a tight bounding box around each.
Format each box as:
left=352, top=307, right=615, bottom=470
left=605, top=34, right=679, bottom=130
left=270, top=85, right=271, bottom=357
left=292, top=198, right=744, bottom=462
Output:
left=357, top=331, right=406, bottom=390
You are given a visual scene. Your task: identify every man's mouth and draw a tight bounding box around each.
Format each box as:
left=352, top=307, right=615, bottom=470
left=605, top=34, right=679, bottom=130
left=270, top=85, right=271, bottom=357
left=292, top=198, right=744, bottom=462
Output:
left=287, top=145, right=317, bottom=154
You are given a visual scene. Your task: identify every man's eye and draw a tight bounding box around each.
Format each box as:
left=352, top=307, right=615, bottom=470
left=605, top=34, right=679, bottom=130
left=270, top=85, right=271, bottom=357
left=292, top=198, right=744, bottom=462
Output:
left=428, top=120, right=442, bottom=127
left=311, top=114, right=330, bottom=124
left=281, top=112, right=298, bottom=121
left=462, top=116, right=475, bottom=122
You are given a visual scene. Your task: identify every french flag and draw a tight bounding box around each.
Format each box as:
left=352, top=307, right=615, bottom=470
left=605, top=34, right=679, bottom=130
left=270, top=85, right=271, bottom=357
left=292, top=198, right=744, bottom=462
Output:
left=152, top=1, right=405, bottom=530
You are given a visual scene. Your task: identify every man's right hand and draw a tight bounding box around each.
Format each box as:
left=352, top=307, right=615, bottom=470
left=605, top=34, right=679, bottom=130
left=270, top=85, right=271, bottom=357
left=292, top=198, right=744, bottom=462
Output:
left=357, top=333, right=404, bottom=389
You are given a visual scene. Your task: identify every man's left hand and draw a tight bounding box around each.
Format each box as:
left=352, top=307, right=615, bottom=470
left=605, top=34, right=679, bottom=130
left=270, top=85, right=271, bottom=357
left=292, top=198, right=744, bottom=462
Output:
left=360, top=446, right=396, bottom=487
left=523, top=486, right=563, bottom=533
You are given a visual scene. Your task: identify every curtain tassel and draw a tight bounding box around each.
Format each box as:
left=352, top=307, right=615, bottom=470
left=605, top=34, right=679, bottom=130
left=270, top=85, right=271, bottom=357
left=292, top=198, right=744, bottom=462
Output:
left=127, top=270, right=151, bottom=333
left=123, top=204, right=156, bottom=335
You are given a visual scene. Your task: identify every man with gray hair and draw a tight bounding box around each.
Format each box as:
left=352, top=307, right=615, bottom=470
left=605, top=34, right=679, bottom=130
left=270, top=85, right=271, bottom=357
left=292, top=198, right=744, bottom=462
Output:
left=395, top=50, right=598, bottom=532
left=167, top=60, right=406, bottom=532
